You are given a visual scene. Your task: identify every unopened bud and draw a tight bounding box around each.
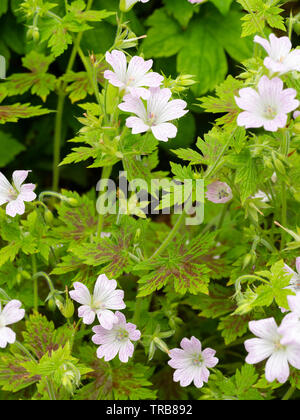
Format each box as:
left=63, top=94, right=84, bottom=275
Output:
left=56, top=296, right=74, bottom=319
left=26, top=26, right=39, bottom=42
left=153, top=337, right=169, bottom=355
left=67, top=197, right=78, bottom=206
left=44, top=209, right=54, bottom=225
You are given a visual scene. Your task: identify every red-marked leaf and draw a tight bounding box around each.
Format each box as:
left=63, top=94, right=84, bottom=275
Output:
left=137, top=232, right=220, bottom=296
left=187, top=284, right=236, bottom=318
left=0, top=103, right=52, bottom=124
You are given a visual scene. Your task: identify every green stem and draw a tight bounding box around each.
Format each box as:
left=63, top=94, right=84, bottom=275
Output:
left=46, top=378, right=57, bottom=401
left=96, top=165, right=113, bottom=240
left=52, top=91, right=65, bottom=192
left=280, top=130, right=290, bottom=250
left=282, top=386, right=296, bottom=401
left=32, top=272, right=56, bottom=295
left=31, top=254, right=38, bottom=312
left=147, top=132, right=232, bottom=262
left=52, top=0, right=94, bottom=191
left=148, top=212, right=186, bottom=262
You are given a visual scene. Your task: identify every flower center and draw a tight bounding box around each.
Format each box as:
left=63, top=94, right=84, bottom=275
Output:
left=191, top=353, right=203, bottom=366
left=264, top=105, right=277, bottom=120
left=274, top=337, right=285, bottom=351
left=147, top=112, right=157, bottom=126
left=115, top=328, right=129, bottom=342
left=91, top=299, right=105, bottom=311
left=218, top=189, right=229, bottom=200
left=126, top=76, right=135, bottom=86
left=7, top=187, right=17, bottom=200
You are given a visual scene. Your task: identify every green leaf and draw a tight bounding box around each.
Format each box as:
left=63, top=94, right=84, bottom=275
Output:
left=53, top=191, right=98, bottom=244
left=201, top=365, right=263, bottom=400
left=41, top=19, right=73, bottom=57
left=0, top=131, right=25, bottom=167
left=218, top=313, right=250, bottom=345
left=187, top=284, right=236, bottom=318
left=75, top=346, right=156, bottom=400
left=0, top=0, right=8, bottom=17
left=72, top=232, right=133, bottom=278
left=162, top=0, right=195, bottom=28
left=199, top=76, right=244, bottom=127
left=0, top=103, right=52, bottom=124
left=142, top=9, right=184, bottom=58
left=253, top=260, right=294, bottom=309
left=210, top=0, right=233, bottom=15
left=22, top=313, right=71, bottom=360
left=237, top=0, right=285, bottom=37
left=136, top=233, right=219, bottom=296
left=228, top=149, right=260, bottom=203
left=0, top=350, right=40, bottom=393
left=177, top=18, right=227, bottom=96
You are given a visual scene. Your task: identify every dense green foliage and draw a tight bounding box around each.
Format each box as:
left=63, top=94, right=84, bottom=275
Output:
left=0, top=0, right=300, bottom=401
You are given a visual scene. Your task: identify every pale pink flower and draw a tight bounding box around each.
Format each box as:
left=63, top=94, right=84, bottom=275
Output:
left=244, top=317, right=300, bottom=384
left=188, top=0, right=205, bottom=3
left=92, top=311, right=141, bottom=362
left=235, top=76, right=299, bottom=132
left=252, top=190, right=270, bottom=202
left=168, top=336, right=218, bottom=388
left=254, top=34, right=300, bottom=75
left=104, top=50, right=163, bottom=100
left=119, top=87, right=188, bottom=142
left=0, top=300, right=25, bottom=348
left=205, top=181, right=233, bottom=204
left=69, top=274, right=125, bottom=329
left=278, top=293, right=300, bottom=346
left=0, top=170, right=36, bottom=217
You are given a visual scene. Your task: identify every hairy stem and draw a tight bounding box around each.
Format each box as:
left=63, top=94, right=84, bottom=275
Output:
left=52, top=0, right=94, bottom=191
left=31, top=254, right=38, bottom=312
left=280, top=130, right=290, bottom=250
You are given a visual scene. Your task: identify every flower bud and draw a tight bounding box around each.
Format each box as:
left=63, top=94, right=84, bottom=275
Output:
left=55, top=296, right=74, bottom=319
left=26, top=26, right=39, bottom=42
left=47, top=297, right=57, bottom=312
left=44, top=209, right=54, bottom=225
left=153, top=337, right=169, bottom=355
left=148, top=340, right=156, bottom=361
left=66, top=197, right=78, bottom=206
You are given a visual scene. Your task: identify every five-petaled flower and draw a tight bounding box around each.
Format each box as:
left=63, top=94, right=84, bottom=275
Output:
left=104, top=50, right=163, bottom=100
left=235, top=76, right=299, bottom=132
left=92, top=311, right=141, bottom=363
left=119, top=87, right=188, bottom=142
left=244, top=317, right=300, bottom=383
left=69, top=274, right=126, bottom=329
left=0, top=300, right=25, bottom=348
left=254, top=34, right=300, bottom=75
left=0, top=170, right=36, bottom=217
left=278, top=293, right=300, bottom=347
left=168, top=336, right=218, bottom=388
left=205, top=181, right=233, bottom=204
